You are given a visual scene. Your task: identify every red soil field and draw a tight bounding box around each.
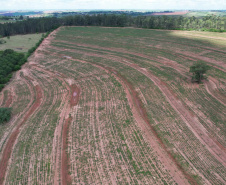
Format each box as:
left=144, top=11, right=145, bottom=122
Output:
left=151, top=11, right=189, bottom=16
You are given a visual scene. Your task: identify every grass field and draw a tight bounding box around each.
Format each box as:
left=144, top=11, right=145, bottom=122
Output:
left=0, top=27, right=225, bottom=185
left=0, top=33, right=43, bottom=53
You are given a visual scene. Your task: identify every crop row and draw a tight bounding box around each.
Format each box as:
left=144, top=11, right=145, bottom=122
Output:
left=50, top=27, right=226, bottom=184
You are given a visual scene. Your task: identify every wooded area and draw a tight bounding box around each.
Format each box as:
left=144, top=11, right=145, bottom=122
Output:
left=0, top=14, right=225, bottom=37
left=0, top=49, right=25, bottom=91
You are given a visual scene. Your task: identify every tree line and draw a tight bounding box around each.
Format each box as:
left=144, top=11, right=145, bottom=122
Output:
left=0, top=17, right=59, bottom=36
left=0, top=14, right=225, bottom=37
left=135, top=15, right=226, bottom=31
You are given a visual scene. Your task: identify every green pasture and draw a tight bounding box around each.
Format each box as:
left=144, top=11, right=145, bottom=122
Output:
left=0, top=33, right=43, bottom=53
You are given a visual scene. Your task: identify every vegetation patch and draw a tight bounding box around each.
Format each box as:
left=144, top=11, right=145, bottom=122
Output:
left=190, top=61, right=211, bottom=83
left=0, top=49, right=25, bottom=91
left=0, top=107, right=12, bottom=124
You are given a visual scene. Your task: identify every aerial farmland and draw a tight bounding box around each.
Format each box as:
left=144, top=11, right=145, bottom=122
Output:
left=0, top=26, right=225, bottom=185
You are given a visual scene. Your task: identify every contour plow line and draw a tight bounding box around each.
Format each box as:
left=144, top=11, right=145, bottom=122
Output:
left=30, top=28, right=76, bottom=184
left=52, top=40, right=226, bottom=106
left=65, top=58, right=193, bottom=185
left=29, top=64, right=71, bottom=185
left=30, top=62, right=80, bottom=185
left=204, top=77, right=226, bottom=106
left=45, top=44, right=226, bottom=166
left=54, top=42, right=225, bottom=137
left=0, top=71, right=36, bottom=160
left=121, top=63, right=226, bottom=165
left=48, top=45, right=226, bottom=183
left=0, top=73, right=43, bottom=185
left=48, top=40, right=226, bottom=110
left=1, top=90, right=13, bottom=108
left=46, top=45, right=225, bottom=144
left=52, top=40, right=226, bottom=73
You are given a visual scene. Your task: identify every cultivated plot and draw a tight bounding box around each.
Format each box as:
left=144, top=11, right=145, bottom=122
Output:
left=0, top=27, right=225, bottom=185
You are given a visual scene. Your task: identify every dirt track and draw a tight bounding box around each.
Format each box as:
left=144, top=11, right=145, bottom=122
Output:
left=61, top=84, right=80, bottom=185
left=61, top=116, right=72, bottom=185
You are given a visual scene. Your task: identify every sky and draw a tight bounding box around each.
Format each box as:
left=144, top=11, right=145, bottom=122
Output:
left=1, top=0, right=226, bottom=10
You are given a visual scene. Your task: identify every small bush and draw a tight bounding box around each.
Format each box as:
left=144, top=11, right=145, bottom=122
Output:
left=190, top=61, right=210, bottom=83
left=0, top=39, right=6, bottom=44
left=0, top=107, right=12, bottom=124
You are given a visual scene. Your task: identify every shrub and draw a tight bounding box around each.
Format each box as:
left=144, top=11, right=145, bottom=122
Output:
left=190, top=61, right=211, bottom=83
left=0, top=107, right=12, bottom=124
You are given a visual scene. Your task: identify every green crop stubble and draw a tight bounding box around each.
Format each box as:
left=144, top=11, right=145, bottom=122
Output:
left=4, top=26, right=225, bottom=184
left=55, top=27, right=226, bottom=184
left=5, top=70, right=62, bottom=184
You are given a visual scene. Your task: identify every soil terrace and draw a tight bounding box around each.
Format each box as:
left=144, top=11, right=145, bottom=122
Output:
left=0, top=26, right=225, bottom=185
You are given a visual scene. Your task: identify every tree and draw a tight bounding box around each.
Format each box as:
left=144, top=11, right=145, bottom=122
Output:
left=19, top=15, right=23, bottom=20
left=0, top=35, right=6, bottom=44
left=0, top=107, right=12, bottom=124
left=190, top=61, right=210, bottom=83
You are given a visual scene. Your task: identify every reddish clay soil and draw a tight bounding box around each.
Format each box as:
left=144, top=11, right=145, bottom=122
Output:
left=123, top=63, right=226, bottom=165
left=0, top=85, right=42, bottom=185
left=53, top=42, right=225, bottom=129
left=3, top=91, right=13, bottom=108
left=61, top=84, right=80, bottom=185
left=31, top=58, right=80, bottom=185
left=70, top=84, right=80, bottom=107
left=151, top=11, right=189, bottom=16
left=176, top=50, right=226, bottom=71
left=105, top=68, right=196, bottom=185
left=0, top=92, right=4, bottom=106
left=157, top=56, right=226, bottom=107
left=54, top=40, right=226, bottom=73
left=30, top=63, right=72, bottom=185
left=93, top=48, right=226, bottom=166
left=204, top=77, right=226, bottom=106
left=61, top=117, right=72, bottom=185
left=51, top=45, right=226, bottom=179
left=14, top=27, right=223, bottom=184
left=66, top=59, right=192, bottom=184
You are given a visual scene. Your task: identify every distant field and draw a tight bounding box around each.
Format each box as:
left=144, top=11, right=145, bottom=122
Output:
left=0, top=33, right=43, bottom=52
left=185, top=11, right=226, bottom=17
left=0, top=27, right=225, bottom=185
left=151, top=11, right=189, bottom=16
